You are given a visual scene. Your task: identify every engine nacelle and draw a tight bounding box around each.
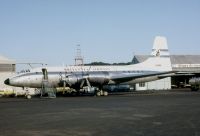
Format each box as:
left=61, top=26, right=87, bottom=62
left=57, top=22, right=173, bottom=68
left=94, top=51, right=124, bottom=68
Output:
left=66, top=74, right=83, bottom=87
left=189, top=78, right=200, bottom=85
left=88, top=72, right=109, bottom=85
left=65, top=72, right=110, bottom=87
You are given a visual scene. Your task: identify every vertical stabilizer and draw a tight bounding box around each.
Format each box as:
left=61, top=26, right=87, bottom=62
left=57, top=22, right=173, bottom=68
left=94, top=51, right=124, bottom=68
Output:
left=151, top=36, right=170, bottom=57
left=131, top=36, right=172, bottom=72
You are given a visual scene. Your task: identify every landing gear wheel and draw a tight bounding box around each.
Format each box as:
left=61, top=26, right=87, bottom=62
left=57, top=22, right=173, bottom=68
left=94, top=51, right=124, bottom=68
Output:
left=26, top=95, right=32, bottom=99
left=96, top=91, right=101, bottom=96
left=96, top=90, right=108, bottom=96
left=103, top=91, right=108, bottom=96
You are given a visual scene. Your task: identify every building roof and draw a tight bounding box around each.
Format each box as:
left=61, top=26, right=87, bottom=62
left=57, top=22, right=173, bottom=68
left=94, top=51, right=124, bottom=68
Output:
left=132, top=55, right=200, bottom=64
left=0, top=55, right=15, bottom=64
left=132, top=55, right=200, bottom=72
left=170, top=55, right=200, bottom=64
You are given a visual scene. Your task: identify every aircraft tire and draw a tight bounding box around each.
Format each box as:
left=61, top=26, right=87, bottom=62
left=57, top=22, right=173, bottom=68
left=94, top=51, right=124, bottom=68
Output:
left=103, top=91, right=108, bottom=96
left=27, top=95, right=32, bottom=99
left=96, top=91, right=101, bottom=96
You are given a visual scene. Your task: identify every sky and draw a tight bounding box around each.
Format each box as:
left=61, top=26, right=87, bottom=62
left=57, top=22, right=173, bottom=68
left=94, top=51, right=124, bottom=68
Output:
left=0, top=0, right=200, bottom=67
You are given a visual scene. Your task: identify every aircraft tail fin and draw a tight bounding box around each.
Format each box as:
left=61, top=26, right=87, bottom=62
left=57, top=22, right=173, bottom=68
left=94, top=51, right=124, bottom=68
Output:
left=133, top=36, right=172, bottom=71
left=150, top=36, right=170, bottom=57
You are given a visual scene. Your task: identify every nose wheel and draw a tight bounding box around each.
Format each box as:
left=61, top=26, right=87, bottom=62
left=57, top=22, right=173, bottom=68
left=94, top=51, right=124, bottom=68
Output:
left=25, top=88, right=32, bottom=99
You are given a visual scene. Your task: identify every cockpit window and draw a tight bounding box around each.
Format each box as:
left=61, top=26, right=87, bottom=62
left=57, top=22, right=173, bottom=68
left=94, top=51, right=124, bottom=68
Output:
left=18, top=69, right=30, bottom=74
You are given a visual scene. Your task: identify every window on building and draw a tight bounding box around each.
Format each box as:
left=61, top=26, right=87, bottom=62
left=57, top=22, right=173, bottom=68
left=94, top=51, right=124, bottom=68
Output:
left=139, top=82, right=145, bottom=87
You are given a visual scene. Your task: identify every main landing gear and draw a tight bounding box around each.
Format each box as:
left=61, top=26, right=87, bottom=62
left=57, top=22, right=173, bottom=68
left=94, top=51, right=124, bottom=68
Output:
left=96, top=90, right=108, bottom=96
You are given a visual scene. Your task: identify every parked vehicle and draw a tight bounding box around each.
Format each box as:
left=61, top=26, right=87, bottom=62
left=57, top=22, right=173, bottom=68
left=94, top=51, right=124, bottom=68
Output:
left=189, top=78, right=200, bottom=91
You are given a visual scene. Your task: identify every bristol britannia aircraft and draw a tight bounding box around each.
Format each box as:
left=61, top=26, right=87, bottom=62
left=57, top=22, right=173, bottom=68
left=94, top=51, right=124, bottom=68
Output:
left=4, top=36, right=174, bottom=96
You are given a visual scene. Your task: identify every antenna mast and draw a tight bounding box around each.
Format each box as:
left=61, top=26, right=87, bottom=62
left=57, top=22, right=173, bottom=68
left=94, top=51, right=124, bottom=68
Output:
left=75, top=44, right=84, bottom=66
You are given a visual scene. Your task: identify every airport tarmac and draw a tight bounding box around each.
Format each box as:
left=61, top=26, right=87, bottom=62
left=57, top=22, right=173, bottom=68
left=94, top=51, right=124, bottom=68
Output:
left=0, top=90, right=200, bottom=136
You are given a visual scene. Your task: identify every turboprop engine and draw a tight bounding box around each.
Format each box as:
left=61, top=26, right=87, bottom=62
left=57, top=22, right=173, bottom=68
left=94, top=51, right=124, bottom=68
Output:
left=63, top=72, right=110, bottom=88
left=87, top=72, right=110, bottom=85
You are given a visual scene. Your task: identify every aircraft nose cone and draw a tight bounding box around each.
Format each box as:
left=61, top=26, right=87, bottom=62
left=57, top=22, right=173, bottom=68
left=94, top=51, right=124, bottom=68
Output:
left=4, top=78, right=10, bottom=85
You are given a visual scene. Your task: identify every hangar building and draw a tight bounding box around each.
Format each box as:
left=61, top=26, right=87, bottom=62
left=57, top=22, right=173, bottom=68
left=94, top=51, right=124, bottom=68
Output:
left=0, top=55, right=16, bottom=94
left=132, top=55, right=200, bottom=90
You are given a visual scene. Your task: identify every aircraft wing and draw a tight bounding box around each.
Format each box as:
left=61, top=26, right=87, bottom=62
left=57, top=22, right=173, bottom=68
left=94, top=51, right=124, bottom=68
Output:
left=109, top=71, right=176, bottom=84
